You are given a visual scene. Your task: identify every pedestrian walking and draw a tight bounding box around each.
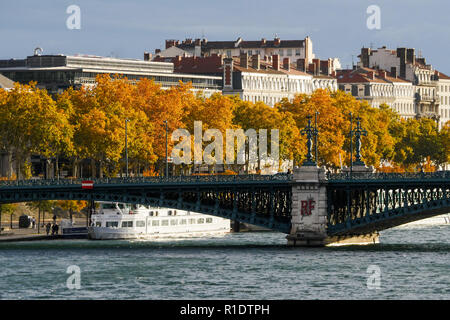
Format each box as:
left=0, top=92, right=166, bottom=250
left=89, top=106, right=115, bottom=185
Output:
left=45, top=222, right=51, bottom=235
left=31, top=217, right=36, bottom=229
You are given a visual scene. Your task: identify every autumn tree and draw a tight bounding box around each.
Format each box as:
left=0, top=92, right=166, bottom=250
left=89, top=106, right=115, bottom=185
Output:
left=234, top=100, right=302, bottom=171
left=0, top=82, right=73, bottom=179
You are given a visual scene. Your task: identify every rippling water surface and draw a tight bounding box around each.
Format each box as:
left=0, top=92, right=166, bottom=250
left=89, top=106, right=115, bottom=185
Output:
left=0, top=218, right=449, bottom=300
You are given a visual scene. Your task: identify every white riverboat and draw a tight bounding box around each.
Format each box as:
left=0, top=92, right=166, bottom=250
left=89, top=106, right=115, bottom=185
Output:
left=88, top=202, right=231, bottom=240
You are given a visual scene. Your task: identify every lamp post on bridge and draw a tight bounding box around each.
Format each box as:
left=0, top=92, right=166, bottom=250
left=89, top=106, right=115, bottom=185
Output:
left=164, top=120, right=168, bottom=178
left=125, top=119, right=130, bottom=178
left=349, top=112, right=354, bottom=174
left=353, top=117, right=367, bottom=166
left=300, top=115, right=318, bottom=166
left=314, top=111, right=319, bottom=165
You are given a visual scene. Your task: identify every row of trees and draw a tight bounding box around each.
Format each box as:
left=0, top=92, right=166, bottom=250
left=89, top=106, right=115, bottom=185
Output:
left=0, top=74, right=448, bottom=179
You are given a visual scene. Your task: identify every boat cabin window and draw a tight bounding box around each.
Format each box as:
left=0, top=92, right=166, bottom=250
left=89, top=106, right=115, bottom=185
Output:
left=161, top=220, right=169, bottom=226
left=189, top=218, right=196, bottom=225
left=152, top=220, right=159, bottom=226
left=136, top=221, right=146, bottom=227
left=170, top=219, right=178, bottom=226
left=206, top=218, right=213, bottom=223
left=106, top=221, right=119, bottom=228
left=95, top=222, right=102, bottom=227
left=197, top=218, right=205, bottom=224
left=180, top=219, right=187, bottom=225
left=168, top=210, right=172, bottom=216
left=173, top=210, right=177, bottom=216
left=101, top=203, right=116, bottom=209
left=121, top=221, right=133, bottom=228
left=149, top=211, right=154, bottom=216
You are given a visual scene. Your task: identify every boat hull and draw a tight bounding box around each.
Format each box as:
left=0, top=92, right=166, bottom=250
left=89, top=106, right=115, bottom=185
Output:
left=87, top=226, right=229, bottom=240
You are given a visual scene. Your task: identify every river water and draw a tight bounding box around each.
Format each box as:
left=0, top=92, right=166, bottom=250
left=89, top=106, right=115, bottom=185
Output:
left=0, top=217, right=449, bottom=300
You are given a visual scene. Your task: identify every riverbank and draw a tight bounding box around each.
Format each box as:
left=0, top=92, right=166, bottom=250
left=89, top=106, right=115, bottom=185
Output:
left=0, top=233, right=63, bottom=242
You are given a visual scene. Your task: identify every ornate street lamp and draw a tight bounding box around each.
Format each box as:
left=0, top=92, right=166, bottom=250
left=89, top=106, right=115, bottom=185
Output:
left=314, top=111, right=319, bottom=164
left=125, top=119, right=130, bottom=177
left=301, top=115, right=318, bottom=166
left=353, top=117, right=367, bottom=166
left=164, top=120, right=168, bottom=177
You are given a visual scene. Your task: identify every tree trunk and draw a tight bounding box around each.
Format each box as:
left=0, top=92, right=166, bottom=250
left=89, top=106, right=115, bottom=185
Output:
left=90, top=159, right=96, bottom=178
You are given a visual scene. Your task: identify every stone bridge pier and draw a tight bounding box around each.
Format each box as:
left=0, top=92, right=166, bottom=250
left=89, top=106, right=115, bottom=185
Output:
left=286, top=165, right=380, bottom=247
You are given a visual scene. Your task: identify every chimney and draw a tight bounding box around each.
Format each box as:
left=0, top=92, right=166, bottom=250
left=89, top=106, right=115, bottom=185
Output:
left=397, top=48, right=407, bottom=78
left=283, top=57, right=290, bottom=71
left=155, top=49, right=161, bottom=55
left=304, top=36, right=312, bottom=64
left=144, top=52, right=152, bottom=61
left=296, top=58, right=306, bottom=72
left=416, top=57, right=426, bottom=65
left=165, top=40, right=177, bottom=49
left=313, top=59, right=320, bottom=75
left=320, top=59, right=331, bottom=75
left=194, top=38, right=201, bottom=46
left=407, top=48, right=415, bottom=65
left=308, top=63, right=316, bottom=75
left=252, top=54, right=260, bottom=70
left=184, top=38, right=192, bottom=45
left=223, top=58, right=234, bottom=89
left=272, top=54, right=280, bottom=70
left=390, top=67, right=397, bottom=78
left=240, top=52, right=248, bottom=68
left=261, top=38, right=267, bottom=46
left=274, top=37, right=281, bottom=46
left=361, top=47, right=371, bottom=68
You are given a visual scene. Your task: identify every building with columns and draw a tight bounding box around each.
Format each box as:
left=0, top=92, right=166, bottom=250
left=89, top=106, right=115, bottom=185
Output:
left=358, top=46, right=446, bottom=123
left=154, top=52, right=338, bottom=107
left=435, top=71, right=450, bottom=129
left=337, top=67, right=416, bottom=119
left=158, top=36, right=318, bottom=65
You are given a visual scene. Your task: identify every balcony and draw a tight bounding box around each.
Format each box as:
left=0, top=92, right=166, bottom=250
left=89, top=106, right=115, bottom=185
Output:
left=416, top=93, right=439, bottom=103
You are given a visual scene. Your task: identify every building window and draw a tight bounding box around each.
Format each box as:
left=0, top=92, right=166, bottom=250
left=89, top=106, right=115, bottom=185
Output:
left=279, top=49, right=284, bottom=56
left=226, top=50, right=232, bottom=57
left=295, top=49, right=301, bottom=56
left=248, top=50, right=252, bottom=56
left=287, top=49, right=292, bottom=56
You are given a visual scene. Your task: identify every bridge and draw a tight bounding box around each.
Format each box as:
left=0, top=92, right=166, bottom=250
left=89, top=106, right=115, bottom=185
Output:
left=0, top=166, right=448, bottom=246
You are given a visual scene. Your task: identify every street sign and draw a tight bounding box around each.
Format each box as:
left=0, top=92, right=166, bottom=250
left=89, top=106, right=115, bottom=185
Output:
left=81, top=180, right=94, bottom=189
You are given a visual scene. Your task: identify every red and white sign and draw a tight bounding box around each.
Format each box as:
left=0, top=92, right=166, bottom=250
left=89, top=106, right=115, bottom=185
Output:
left=82, top=180, right=94, bottom=189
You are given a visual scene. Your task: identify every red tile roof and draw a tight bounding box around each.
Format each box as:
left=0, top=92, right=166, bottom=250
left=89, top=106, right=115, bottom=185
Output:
left=336, top=67, right=410, bottom=84
left=435, top=70, right=450, bottom=80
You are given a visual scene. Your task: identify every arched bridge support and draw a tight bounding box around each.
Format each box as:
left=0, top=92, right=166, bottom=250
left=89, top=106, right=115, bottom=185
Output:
left=287, top=165, right=379, bottom=247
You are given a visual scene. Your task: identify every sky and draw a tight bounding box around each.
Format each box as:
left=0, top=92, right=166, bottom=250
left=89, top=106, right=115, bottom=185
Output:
left=1, top=0, right=450, bottom=74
